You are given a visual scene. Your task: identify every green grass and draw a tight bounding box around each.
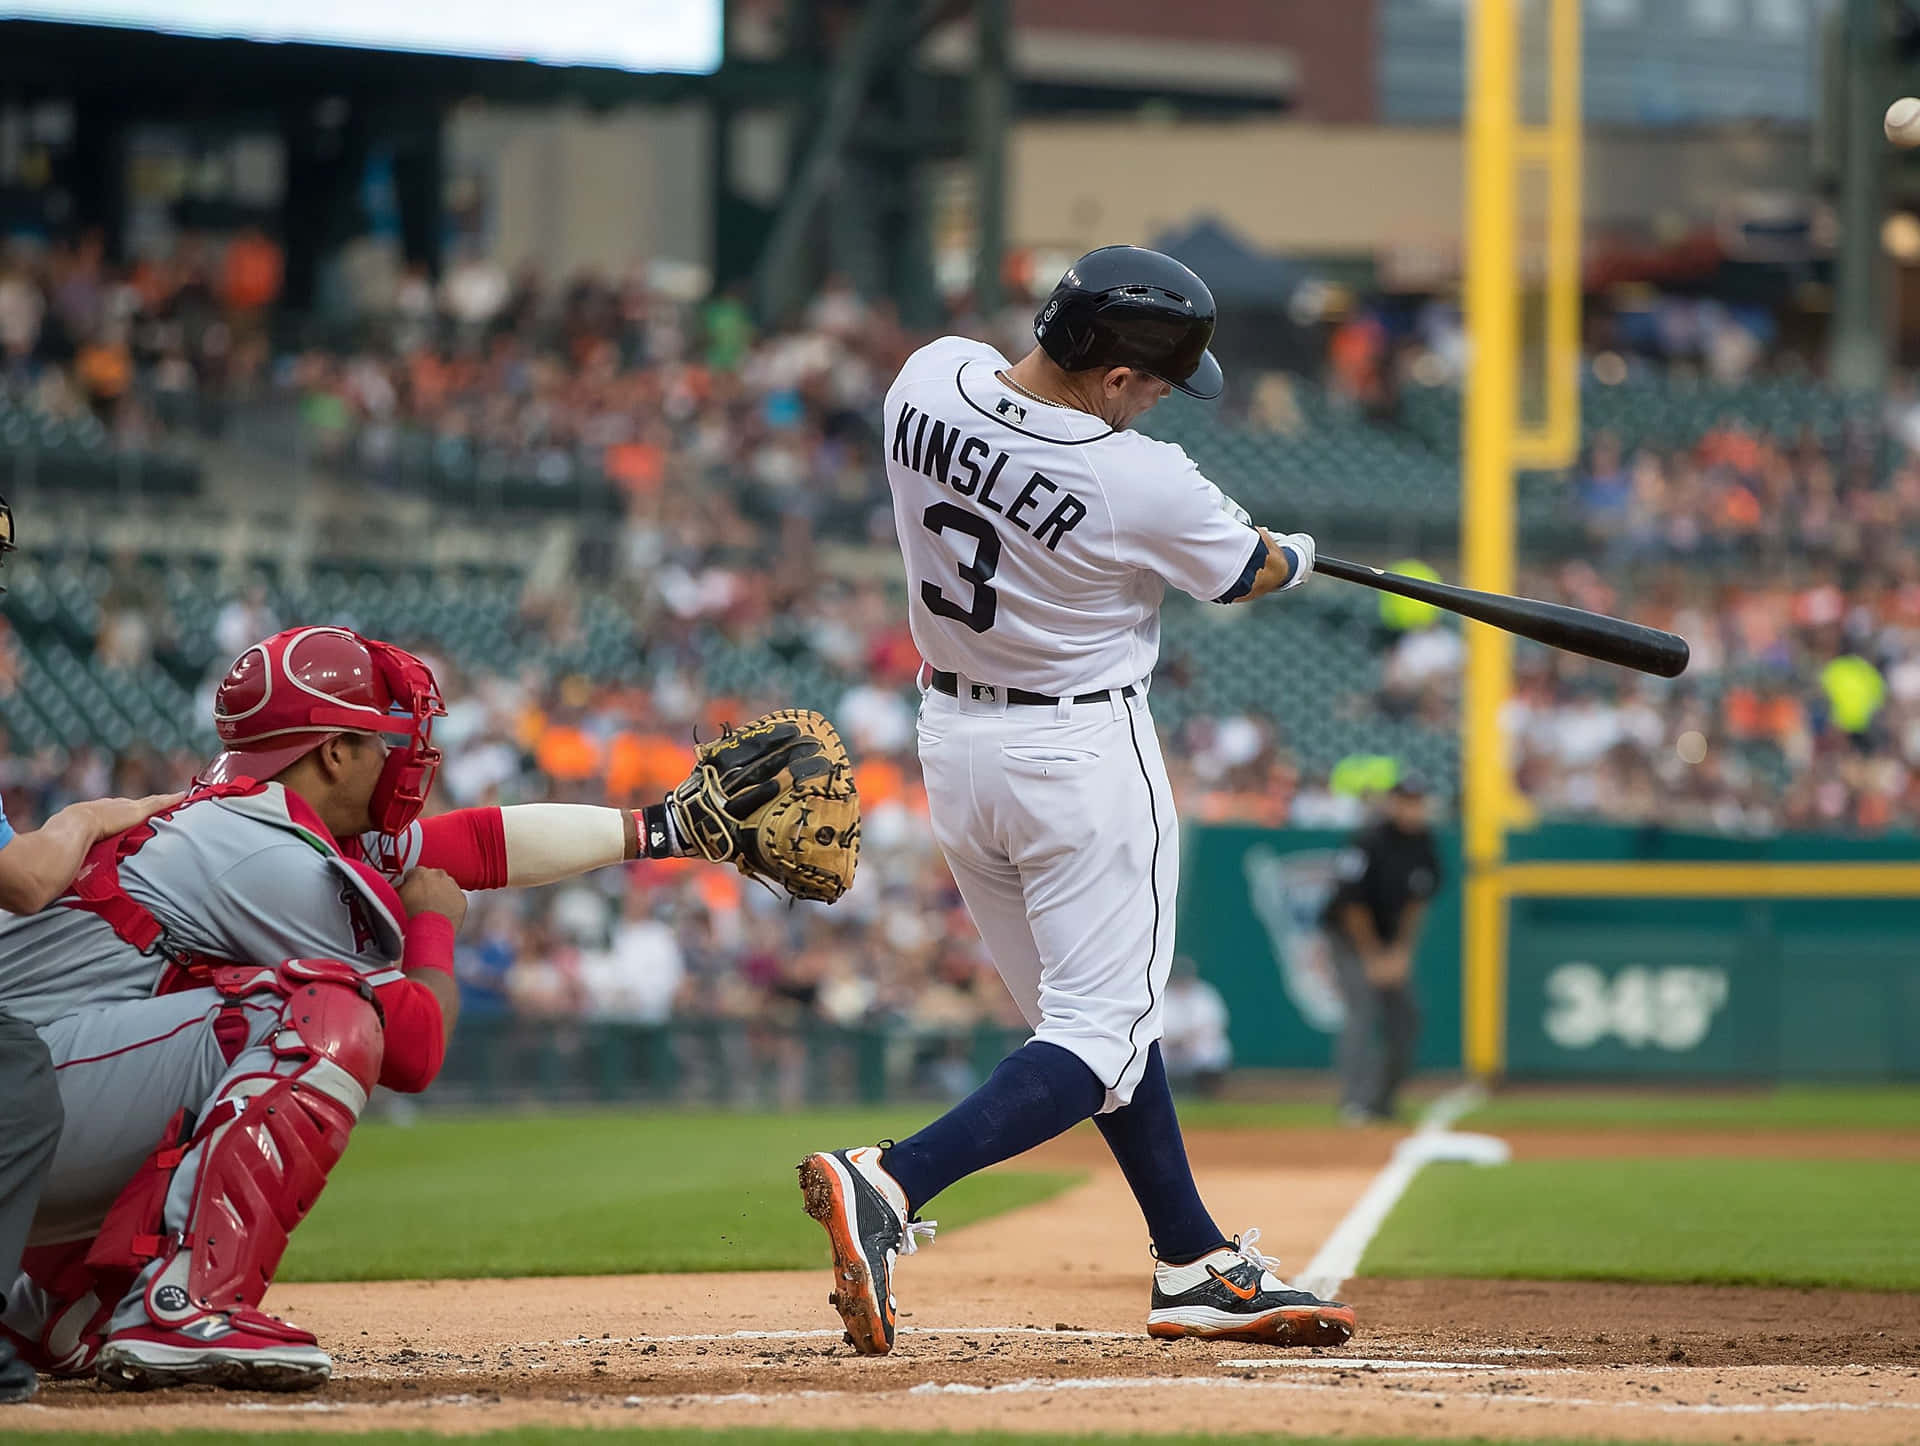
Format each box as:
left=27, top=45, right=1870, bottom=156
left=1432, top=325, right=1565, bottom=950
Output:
left=1460, top=1083, right=1920, bottom=1132
left=4, top=1433, right=1688, bottom=1446
left=282, top=1110, right=1077, bottom=1282
left=1169, top=1099, right=1364, bottom=1130
left=1361, top=1157, right=1920, bottom=1291
left=1167, top=1083, right=1920, bottom=1133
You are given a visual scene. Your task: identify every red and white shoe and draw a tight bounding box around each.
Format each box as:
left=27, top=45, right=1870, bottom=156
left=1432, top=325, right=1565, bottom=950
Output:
left=95, top=1307, right=332, bottom=1392
left=2, top=1245, right=115, bottom=1379
left=0, top=1296, right=108, bottom=1379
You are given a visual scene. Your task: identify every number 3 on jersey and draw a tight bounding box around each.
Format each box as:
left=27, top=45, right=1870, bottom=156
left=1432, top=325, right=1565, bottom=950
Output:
left=921, top=502, right=1000, bottom=633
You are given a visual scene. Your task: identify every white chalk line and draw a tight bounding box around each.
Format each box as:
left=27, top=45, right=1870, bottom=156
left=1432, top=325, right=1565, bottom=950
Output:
left=214, top=1376, right=1920, bottom=1421
left=1365, top=1383, right=1920, bottom=1418
left=227, top=1400, right=348, bottom=1413
left=360, top=1329, right=1561, bottom=1360
left=599, top=1372, right=1920, bottom=1417
left=205, top=1375, right=1920, bottom=1421
left=1217, top=1356, right=1580, bottom=1374
left=545, top=1330, right=1556, bottom=1356
left=204, top=1358, right=1919, bottom=1420
left=1294, top=1081, right=1501, bottom=1301
left=535, top=1325, right=1137, bottom=1347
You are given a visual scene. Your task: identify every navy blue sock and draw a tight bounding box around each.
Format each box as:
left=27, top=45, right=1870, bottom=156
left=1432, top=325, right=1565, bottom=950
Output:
left=883, top=1040, right=1105, bottom=1216
left=1093, top=1042, right=1229, bottom=1264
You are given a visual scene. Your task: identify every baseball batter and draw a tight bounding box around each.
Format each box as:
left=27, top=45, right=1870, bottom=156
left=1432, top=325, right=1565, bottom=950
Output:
left=0, top=625, right=858, bottom=1392
left=801, top=246, right=1355, bottom=1353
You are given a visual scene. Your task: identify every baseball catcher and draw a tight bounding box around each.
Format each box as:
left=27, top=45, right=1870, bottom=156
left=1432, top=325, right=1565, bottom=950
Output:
left=0, top=626, right=858, bottom=1393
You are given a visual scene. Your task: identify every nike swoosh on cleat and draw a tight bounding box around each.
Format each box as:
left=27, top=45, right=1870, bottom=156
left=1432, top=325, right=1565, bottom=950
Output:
left=1205, top=1267, right=1259, bottom=1302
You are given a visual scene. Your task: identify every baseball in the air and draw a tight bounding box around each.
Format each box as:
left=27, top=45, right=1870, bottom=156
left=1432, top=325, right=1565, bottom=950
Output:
left=1887, top=97, right=1920, bottom=148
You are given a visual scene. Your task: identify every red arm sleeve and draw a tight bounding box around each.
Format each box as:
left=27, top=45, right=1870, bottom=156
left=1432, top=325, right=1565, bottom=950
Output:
left=374, top=978, right=444, bottom=1093
left=412, top=807, right=509, bottom=890
left=373, top=911, right=457, bottom=1093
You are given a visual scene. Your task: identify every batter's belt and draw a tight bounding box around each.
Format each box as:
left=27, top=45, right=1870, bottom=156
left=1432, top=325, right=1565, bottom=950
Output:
left=929, top=671, right=1138, bottom=708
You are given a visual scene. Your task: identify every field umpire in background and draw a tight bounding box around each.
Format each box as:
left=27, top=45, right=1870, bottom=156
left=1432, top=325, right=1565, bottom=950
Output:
left=1324, top=776, right=1440, bottom=1124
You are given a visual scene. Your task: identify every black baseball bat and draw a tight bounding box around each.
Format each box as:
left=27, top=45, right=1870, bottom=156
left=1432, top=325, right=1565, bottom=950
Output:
left=1313, top=555, right=1690, bottom=678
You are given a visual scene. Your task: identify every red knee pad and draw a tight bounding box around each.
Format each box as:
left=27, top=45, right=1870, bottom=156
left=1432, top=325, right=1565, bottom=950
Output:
left=80, top=962, right=386, bottom=1328
left=127, top=961, right=387, bottom=1324
left=270, top=957, right=386, bottom=1096
left=178, top=961, right=383, bottom=1316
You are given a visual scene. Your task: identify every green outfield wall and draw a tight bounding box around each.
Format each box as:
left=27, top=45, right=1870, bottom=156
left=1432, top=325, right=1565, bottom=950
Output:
left=1177, top=823, right=1920, bottom=1081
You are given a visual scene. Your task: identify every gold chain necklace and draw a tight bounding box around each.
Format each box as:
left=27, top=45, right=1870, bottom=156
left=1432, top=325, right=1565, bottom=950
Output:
left=996, top=371, right=1071, bottom=409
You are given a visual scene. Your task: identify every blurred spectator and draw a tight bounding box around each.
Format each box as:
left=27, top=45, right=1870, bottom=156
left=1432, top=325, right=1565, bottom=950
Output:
left=1381, top=623, right=1462, bottom=720
left=1160, top=957, right=1232, bottom=1096
left=581, top=885, right=685, bottom=1023
left=214, top=584, right=278, bottom=661
left=1820, top=654, right=1886, bottom=738
left=440, top=247, right=510, bottom=330
left=220, top=228, right=283, bottom=317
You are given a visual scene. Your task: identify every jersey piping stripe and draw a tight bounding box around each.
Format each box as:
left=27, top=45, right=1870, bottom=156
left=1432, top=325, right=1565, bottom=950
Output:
left=952, top=365, right=1115, bottom=446
left=1118, top=699, right=1164, bottom=1091
left=54, top=1006, right=229, bottom=1071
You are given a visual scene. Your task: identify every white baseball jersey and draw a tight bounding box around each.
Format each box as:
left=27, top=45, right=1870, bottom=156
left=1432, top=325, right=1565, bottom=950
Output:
left=885, top=334, right=1267, bottom=1111
left=885, top=335, right=1262, bottom=696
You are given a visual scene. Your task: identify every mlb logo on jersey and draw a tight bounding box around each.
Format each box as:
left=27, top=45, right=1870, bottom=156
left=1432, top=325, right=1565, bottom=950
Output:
left=995, top=397, right=1027, bottom=423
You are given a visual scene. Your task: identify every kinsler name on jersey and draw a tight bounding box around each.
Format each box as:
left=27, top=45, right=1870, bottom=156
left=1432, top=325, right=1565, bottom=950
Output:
left=891, top=401, right=1088, bottom=552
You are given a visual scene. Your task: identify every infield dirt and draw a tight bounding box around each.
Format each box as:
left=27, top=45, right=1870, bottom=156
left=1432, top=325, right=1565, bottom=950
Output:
left=12, top=1126, right=1920, bottom=1443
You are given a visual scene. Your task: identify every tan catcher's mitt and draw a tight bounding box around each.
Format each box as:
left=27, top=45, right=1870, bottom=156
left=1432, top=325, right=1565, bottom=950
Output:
left=666, top=709, right=860, bottom=902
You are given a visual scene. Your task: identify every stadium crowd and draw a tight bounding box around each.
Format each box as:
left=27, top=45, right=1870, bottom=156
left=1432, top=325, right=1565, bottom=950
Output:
left=6, top=232, right=1920, bottom=1055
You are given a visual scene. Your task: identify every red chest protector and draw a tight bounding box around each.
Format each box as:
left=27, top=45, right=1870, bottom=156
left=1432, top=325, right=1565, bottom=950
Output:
left=58, top=780, right=267, bottom=993
left=55, top=779, right=404, bottom=997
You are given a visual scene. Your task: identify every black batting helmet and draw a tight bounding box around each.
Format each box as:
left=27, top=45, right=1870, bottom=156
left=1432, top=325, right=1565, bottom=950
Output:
left=1033, top=245, right=1223, bottom=400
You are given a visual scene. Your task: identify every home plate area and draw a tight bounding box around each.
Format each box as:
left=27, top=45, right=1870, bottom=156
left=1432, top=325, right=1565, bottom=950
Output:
left=15, top=1135, right=1920, bottom=1444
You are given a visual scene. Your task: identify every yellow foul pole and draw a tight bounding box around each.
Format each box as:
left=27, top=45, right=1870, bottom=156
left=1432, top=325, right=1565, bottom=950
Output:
left=1461, top=0, right=1582, bottom=1077
left=1514, top=0, right=1583, bottom=469
left=1462, top=0, right=1518, bottom=1079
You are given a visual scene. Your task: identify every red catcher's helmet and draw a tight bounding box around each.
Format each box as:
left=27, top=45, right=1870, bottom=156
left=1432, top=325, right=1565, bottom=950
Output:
left=200, top=626, right=447, bottom=835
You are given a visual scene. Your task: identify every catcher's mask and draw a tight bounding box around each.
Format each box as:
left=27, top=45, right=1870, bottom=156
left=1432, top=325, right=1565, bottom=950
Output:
left=0, top=493, right=15, bottom=593
left=199, top=625, right=446, bottom=835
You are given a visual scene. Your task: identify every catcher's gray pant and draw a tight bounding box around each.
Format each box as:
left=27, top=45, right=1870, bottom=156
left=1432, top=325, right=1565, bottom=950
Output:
left=1330, top=935, right=1419, bottom=1117
left=0, top=1009, right=62, bottom=1294
left=4, top=988, right=289, bottom=1344
left=25, top=990, right=275, bottom=1250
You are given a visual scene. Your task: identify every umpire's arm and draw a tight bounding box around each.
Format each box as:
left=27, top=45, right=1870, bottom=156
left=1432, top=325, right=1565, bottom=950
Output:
left=0, top=792, right=182, bottom=915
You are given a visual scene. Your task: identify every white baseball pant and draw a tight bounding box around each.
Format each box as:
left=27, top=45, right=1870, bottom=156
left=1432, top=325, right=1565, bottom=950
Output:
left=916, top=679, right=1177, bottom=1111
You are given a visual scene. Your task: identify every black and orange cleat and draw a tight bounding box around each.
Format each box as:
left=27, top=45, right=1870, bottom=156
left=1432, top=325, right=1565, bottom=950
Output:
left=1146, top=1228, right=1355, bottom=1347
left=796, top=1146, right=933, bottom=1356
